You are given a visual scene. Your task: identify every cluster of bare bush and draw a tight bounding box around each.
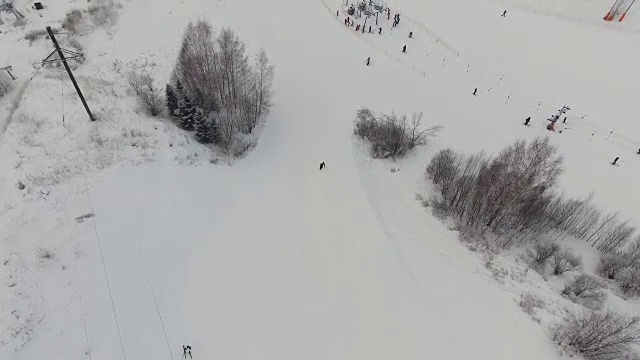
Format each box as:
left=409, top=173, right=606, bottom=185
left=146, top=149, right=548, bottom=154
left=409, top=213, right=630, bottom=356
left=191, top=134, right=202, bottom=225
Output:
left=61, top=0, right=119, bottom=34
left=354, top=108, right=441, bottom=159
left=551, top=310, right=640, bottom=360
left=167, top=20, right=274, bottom=154
left=527, top=241, right=582, bottom=275
left=426, top=138, right=637, bottom=255
left=595, top=238, right=640, bottom=297
left=127, top=70, right=163, bottom=116
left=562, top=274, right=606, bottom=309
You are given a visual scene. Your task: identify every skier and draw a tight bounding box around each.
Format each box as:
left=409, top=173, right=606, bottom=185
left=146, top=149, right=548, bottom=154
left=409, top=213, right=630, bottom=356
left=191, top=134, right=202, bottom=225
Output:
left=402, top=45, right=406, bottom=53
left=563, top=116, right=567, bottom=124
left=369, top=25, right=372, bottom=33
left=612, top=157, right=620, bottom=166
left=337, top=10, right=339, bottom=16
left=637, top=148, right=640, bottom=155
left=319, top=162, right=326, bottom=170
left=366, top=57, right=370, bottom=66
left=379, top=27, right=382, bottom=34
left=183, top=345, right=192, bottom=359
left=473, top=88, right=478, bottom=96
left=356, top=24, right=360, bottom=31
left=502, top=9, right=507, bottom=17
left=409, top=31, right=413, bottom=38
left=524, top=117, right=531, bottom=126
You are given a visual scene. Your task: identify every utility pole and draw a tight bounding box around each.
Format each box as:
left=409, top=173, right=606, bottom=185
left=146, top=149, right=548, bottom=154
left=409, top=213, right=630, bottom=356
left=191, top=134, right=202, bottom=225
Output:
left=0, top=66, right=15, bottom=80
left=43, top=26, right=95, bottom=121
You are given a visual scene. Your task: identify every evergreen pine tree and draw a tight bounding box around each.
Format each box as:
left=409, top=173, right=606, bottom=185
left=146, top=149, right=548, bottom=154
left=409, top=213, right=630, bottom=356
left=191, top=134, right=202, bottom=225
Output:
left=178, top=95, right=196, bottom=131
left=165, top=84, right=179, bottom=119
left=194, top=109, right=217, bottom=143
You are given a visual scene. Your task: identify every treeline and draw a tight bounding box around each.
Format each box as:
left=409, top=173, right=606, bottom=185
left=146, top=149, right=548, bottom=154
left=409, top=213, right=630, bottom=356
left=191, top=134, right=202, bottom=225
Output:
left=165, top=20, right=274, bottom=155
left=426, top=137, right=636, bottom=255
left=425, top=137, right=640, bottom=359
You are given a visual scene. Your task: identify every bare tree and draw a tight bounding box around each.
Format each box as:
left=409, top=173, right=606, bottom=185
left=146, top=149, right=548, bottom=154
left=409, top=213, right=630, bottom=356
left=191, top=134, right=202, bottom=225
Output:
left=551, top=310, right=640, bottom=360
left=530, top=241, right=561, bottom=266
left=618, top=267, right=640, bottom=296
left=254, top=49, right=274, bottom=120
left=127, top=70, right=162, bottom=116
left=354, top=108, right=441, bottom=159
left=623, top=236, right=640, bottom=267
left=562, top=274, right=606, bottom=309
left=551, top=248, right=583, bottom=275
left=597, top=253, right=629, bottom=279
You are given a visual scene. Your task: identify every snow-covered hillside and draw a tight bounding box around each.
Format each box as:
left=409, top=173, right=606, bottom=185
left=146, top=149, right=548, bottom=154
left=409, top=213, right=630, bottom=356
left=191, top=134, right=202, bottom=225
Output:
left=2, top=0, right=640, bottom=359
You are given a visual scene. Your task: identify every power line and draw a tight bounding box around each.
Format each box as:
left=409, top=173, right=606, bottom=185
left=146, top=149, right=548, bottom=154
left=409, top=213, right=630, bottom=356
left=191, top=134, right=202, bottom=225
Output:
left=138, top=245, right=175, bottom=360
left=86, top=193, right=128, bottom=360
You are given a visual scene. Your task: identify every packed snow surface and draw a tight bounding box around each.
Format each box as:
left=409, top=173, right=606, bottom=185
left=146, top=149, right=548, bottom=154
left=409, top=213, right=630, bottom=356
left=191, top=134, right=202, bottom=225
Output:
left=1, top=0, right=640, bottom=359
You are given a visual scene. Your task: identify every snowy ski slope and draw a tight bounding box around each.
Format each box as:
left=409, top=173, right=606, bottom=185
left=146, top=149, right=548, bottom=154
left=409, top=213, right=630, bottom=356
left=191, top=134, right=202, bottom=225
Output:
left=1, top=0, right=640, bottom=359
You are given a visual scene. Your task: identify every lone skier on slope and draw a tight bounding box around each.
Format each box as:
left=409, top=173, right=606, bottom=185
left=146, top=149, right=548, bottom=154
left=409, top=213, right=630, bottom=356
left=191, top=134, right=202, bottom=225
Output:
left=402, top=44, right=407, bottom=53
left=612, top=157, right=620, bottom=166
left=366, top=57, right=370, bottom=66
left=524, top=117, right=531, bottom=126
left=473, top=88, right=478, bottom=96
left=319, top=162, right=326, bottom=170
left=502, top=10, right=507, bottom=17
left=183, top=345, right=192, bottom=359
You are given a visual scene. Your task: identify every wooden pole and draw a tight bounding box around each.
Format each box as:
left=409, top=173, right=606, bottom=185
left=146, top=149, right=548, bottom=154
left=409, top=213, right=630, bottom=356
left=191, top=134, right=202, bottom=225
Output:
left=45, top=26, right=95, bottom=121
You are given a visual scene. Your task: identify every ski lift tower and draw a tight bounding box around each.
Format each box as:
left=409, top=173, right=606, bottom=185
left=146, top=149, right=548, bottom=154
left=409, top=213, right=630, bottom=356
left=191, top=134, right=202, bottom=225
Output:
left=358, top=0, right=388, bottom=28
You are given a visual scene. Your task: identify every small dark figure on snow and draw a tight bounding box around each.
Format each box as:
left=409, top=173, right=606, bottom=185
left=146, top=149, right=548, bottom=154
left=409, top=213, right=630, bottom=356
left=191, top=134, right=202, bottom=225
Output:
left=337, top=10, right=339, bottom=16
left=183, top=345, right=192, bottom=359
left=379, top=27, right=382, bottom=34
left=612, top=157, right=620, bottom=166
left=563, top=116, right=567, bottom=124
left=473, top=88, right=478, bottom=96
left=366, top=57, right=370, bottom=66
left=524, top=117, right=531, bottom=126
left=369, top=25, right=372, bottom=33
left=502, top=10, right=507, bottom=17
left=637, top=148, right=640, bottom=155
left=319, top=162, right=326, bottom=170
left=356, top=24, right=360, bottom=31
left=409, top=31, right=413, bottom=38
left=402, top=45, right=407, bottom=53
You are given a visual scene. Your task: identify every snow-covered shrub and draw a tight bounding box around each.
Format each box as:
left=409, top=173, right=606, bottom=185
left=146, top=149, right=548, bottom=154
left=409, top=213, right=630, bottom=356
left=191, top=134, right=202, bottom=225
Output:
left=518, top=292, right=545, bottom=317
left=562, top=274, right=606, bottom=310
left=551, top=248, right=583, bottom=275
left=426, top=148, right=462, bottom=196
left=87, top=0, right=119, bottom=27
left=597, top=253, right=628, bottom=279
left=551, top=310, right=640, bottom=360
left=530, top=241, right=561, bottom=266
left=354, top=107, right=441, bottom=159
left=61, top=9, right=84, bottom=33
left=24, top=29, right=51, bottom=44
left=618, top=267, right=640, bottom=296
left=127, top=70, right=162, bottom=116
